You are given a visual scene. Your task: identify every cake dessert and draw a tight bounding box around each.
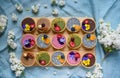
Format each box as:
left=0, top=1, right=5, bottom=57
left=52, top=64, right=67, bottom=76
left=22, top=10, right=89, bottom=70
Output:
left=82, top=53, right=95, bottom=68
left=52, top=34, right=66, bottom=49
left=67, top=18, right=80, bottom=32
left=37, top=18, right=50, bottom=32
left=67, top=51, right=81, bottom=66
left=36, top=52, right=50, bottom=66
left=21, top=17, right=35, bottom=32
left=68, top=34, right=81, bottom=49
left=21, top=34, right=35, bottom=49
left=51, top=18, right=65, bottom=32
left=21, top=52, right=35, bottom=67
left=82, top=34, right=96, bottom=49
left=52, top=51, right=65, bottom=66
left=37, top=34, right=50, bottom=49
left=81, top=18, right=96, bottom=33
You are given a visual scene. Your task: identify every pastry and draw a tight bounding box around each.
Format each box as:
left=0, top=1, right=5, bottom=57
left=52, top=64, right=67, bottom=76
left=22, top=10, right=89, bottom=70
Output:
left=67, top=34, right=81, bottom=49
left=52, top=34, right=66, bottom=49
left=67, top=18, right=80, bottom=32
left=82, top=53, right=95, bottom=68
left=51, top=18, right=65, bottom=32
left=67, top=50, right=81, bottom=66
left=36, top=52, right=50, bottom=66
left=21, top=17, right=35, bottom=32
left=21, top=52, right=35, bottom=67
left=81, top=18, right=96, bottom=33
left=37, top=34, right=50, bottom=49
left=37, top=18, right=50, bottom=32
left=21, top=34, right=35, bottom=49
left=82, top=34, right=96, bottom=49
left=52, top=51, right=66, bottom=66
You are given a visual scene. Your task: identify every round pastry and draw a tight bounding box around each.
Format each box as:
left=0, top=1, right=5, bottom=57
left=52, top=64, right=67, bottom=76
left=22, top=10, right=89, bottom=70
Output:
left=67, top=18, right=80, bottom=32
left=51, top=18, right=65, bottom=32
left=82, top=53, right=95, bottom=68
left=81, top=18, right=96, bottom=33
left=67, top=34, right=81, bottom=49
left=37, top=34, right=50, bottom=49
left=52, top=34, right=66, bottom=49
left=67, top=51, right=81, bottom=66
left=21, top=17, right=35, bottom=32
left=21, top=52, right=35, bottom=67
left=37, top=18, right=50, bottom=32
left=52, top=51, right=66, bottom=66
left=82, top=34, right=97, bottom=49
left=21, top=34, right=35, bottom=49
left=36, top=52, right=50, bottom=66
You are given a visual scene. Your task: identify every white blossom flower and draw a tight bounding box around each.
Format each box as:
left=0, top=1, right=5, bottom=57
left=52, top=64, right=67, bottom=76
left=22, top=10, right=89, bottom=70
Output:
left=95, top=63, right=102, bottom=69
left=86, top=72, right=92, bottom=77
left=99, top=18, right=104, bottom=24
left=52, top=8, right=58, bottom=16
left=7, top=31, right=17, bottom=49
left=98, top=19, right=120, bottom=51
left=11, top=13, right=18, bottom=22
left=15, top=70, right=23, bottom=77
left=15, top=3, right=23, bottom=12
left=9, top=58, right=15, bottom=63
left=86, top=63, right=103, bottom=78
left=31, top=4, right=40, bottom=14
left=7, top=39, right=17, bottom=49
left=9, top=52, right=25, bottom=77
left=8, top=31, right=15, bottom=39
left=51, top=0, right=58, bottom=5
left=0, top=15, right=7, bottom=34
left=11, top=64, right=17, bottom=71
left=9, top=52, right=16, bottom=57
left=58, top=0, right=65, bottom=7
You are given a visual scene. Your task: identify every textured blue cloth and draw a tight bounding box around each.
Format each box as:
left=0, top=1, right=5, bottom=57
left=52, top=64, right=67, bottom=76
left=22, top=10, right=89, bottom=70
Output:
left=0, top=0, right=120, bottom=78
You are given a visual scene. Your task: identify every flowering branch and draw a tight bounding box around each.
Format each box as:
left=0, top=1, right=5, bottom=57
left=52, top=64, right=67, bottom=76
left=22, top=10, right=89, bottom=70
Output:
left=86, top=63, right=103, bottom=78
left=7, top=30, right=25, bottom=77
left=0, top=14, right=7, bottom=35
left=98, top=19, right=120, bottom=53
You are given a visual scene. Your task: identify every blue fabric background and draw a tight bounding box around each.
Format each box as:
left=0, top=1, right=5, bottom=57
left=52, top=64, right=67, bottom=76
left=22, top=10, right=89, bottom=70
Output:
left=0, top=0, right=120, bottom=78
